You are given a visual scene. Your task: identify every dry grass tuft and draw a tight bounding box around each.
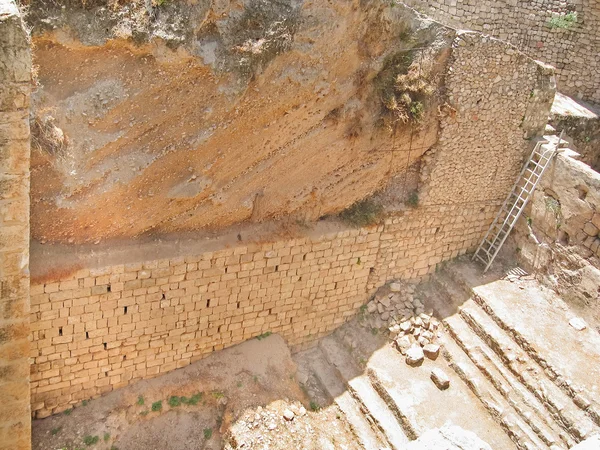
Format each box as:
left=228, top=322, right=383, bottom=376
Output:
left=375, top=47, right=439, bottom=131
left=31, top=112, right=68, bottom=156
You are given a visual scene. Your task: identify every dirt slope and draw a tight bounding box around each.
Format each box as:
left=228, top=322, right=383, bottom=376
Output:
left=28, top=0, right=453, bottom=243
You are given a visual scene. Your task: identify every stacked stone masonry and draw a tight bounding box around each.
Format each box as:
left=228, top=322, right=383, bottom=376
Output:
left=420, top=32, right=555, bottom=206
left=27, top=31, right=557, bottom=418
left=402, top=0, right=600, bottom=105
left=30, top=203, right=497, bottom=418
left=0, top=0, right=32, bottom=449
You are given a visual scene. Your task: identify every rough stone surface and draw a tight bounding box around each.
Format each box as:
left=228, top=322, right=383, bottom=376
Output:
left=423, top=344, right=441, bottom=360
left=514, top=151, right=600, bottom=328
left=430, top=368, right=450, bottom=390
left=402, top=0, right=600, bottom=105
left=406, top=344, right=425, bottom=367
left=0, top=1, right=31, bottom=449
left=26, top=2, right=453, bottom=244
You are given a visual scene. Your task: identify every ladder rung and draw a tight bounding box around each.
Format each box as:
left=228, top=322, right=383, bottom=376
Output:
left=475, top=254, right=489, bottom=265
left=475, top=141, right=558, bottom=272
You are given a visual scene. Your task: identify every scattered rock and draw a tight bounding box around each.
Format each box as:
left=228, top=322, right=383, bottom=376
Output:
left=389, top=282, right=403, bottom=292
left=395, top=335, right=412, bottom=355
left=367, top=301, right=377, bottom=313
left=283, top=409, right=295, bottom=421
left=406, top=344, right=424, bottom=367
left=296, top=369, right=309, bottom=385
left=569, top=317, right=587, bottom=331
left=379, top=294, right=392, bottom=308
left=430, top=368, right=450, bottom=390
left=400, top=320, right=412, bottom=332
left=298, top=406, right=307, bottom=417
left=423, top=343, right=440, bottom=360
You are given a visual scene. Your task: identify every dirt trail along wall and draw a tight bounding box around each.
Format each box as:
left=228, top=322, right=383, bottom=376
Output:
left=0, top=0, right=32, bottom=448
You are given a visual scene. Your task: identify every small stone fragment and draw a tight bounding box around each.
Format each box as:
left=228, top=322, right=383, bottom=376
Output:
left=431, top=368, right=450, bottom=390
left=569, top=317, right=587, bottom=331
left=395, top=335, right=412, bottom=355
left=421, top=330, right=434, bottom=341
left=283, top=409, right=295, bottom=421
left=406, top=344, right=424, bottom=366
left=298, top=406, right=307, bottom=417
left=423, top=343, right=440, bottom=360
left=379, top=294, right=392, bottom=308
left=388, top=324, right=401, bottom=338
left=381, top=311, right=390, bottom=321
left=390, top=293, right=402, bottom=305
left=296, top=370, right=309, bottom=385
left=367, top=301, right=377, bottom=313
left=389, top=282, right=403, bottom=292
left=400, top=320, right=412, bottom=332
left=418, top=336, right=429, bottom=347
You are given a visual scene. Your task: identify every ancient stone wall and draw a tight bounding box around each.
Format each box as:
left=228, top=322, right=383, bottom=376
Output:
left=402, top=0, right=599, bottom=104
left=27, top=30, right=557, bottom=418
left=30, top=203, right=498, bottom=417
left=0, top=0, right=31, bottom=448
left=420, top=32, right=555, bottom=207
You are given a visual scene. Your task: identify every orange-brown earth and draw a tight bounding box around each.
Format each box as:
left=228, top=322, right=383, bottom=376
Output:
left=30, top=0, right=452, bottom=243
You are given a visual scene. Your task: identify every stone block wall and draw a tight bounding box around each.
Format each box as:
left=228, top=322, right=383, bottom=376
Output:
left=30, top=201, right=499, bottom=417
left=26, top=30, right=558, bottom=418
left=420, top=32, right=555, bottom=207
left=0, top=0, right=31, bottom=449
left=402, top=0, right=599, bottom=105
left=30, top=230, right=378, bottom=418
left=368, top=204, right=498, bottom=290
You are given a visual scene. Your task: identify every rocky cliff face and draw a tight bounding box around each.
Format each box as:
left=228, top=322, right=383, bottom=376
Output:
left=27, top=0, right=453, bottom=243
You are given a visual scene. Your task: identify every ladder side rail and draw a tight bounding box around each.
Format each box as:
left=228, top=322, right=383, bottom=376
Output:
left=485, top=152, right=543, bottom=251
left=483, top=144, right=559, bottom=272
left=472, top=141, right=543, bottom=261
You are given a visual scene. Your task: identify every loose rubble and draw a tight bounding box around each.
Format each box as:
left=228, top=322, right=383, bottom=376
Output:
left=569, top=317, right=587, bottom=331
left=406, top=344, right=425, bottom=367
left=364, top=281, right=442, bottom=365
left=430, top=368, right=451, bottom=390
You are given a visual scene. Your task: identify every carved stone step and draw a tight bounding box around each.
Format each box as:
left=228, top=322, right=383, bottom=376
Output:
left=305, top=347, right=386, bottom=450
left=443, top=259, right=600, bottom=429
left=435, top=319, right=551, bottom=450
left=460, top=302, right=597, bottom=443
left=443, top=309, right=571, bottom=449
left=367, top=344, right=516, bottom=449
left=319, top=335, right=411, bottom=449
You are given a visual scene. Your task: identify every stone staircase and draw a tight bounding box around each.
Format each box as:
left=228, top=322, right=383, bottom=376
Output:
left=428, top=259, right=600, bottom=449
left=296, top=257, right=600, bottom=449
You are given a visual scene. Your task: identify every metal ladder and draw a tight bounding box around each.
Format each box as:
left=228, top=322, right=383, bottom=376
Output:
left=473, top=132, right=564, bottom=272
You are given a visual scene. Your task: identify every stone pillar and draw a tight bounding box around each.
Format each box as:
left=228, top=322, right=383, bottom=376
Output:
left=0, top=0, right=31, bottom=449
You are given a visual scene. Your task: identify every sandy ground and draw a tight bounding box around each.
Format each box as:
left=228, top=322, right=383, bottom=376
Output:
left=32, top=333, right=359, bottom=450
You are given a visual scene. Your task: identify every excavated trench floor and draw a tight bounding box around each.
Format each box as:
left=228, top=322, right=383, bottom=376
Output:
left=32, top=257, right=600, bottom=449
